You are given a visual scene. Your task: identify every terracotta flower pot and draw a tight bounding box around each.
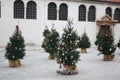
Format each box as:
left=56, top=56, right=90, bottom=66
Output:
left=81, top=48, right=87, bottom=53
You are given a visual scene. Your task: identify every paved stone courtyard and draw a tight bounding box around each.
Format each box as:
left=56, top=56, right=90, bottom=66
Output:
left=0, top=47, right=120, bottom=80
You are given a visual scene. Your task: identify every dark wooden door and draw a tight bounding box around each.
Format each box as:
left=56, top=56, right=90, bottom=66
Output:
left=99, top=25, right=111, bottom=34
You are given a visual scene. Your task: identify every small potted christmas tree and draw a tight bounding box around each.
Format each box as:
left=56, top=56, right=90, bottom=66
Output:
left=5, top=25, right=25, bottom=67
left=56, top=19, right=80, bottom=75
left=42, top=26, right=60, bottom=59
left=95, top=32, right=116, bottom=61
left=77, top=32, right=91, bottom=53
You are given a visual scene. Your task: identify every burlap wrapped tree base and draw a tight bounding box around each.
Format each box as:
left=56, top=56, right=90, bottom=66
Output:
left=70, top=66, right=77, bottom=71
left=57, top=66, right=78, bottom=75
left=48, top=54, right=55, bottom=59
left=81, top=48, right=87, bottom=53
left=103, top=54, right=115, bottom=61
left=9, top=59, right=21, bottom=67
left=57, top=69, right=78, bottom=75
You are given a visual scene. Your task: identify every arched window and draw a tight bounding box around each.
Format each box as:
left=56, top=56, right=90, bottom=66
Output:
left=88, top=6, right=96, bottom=22
left=26, top=1, right=37, bottom=19
left=59, top=3, right=68, bottom=20
left=79, top=5, right=86, bottom=21
left=14, top=0, right=24, bottom=19
left=48, top=2, right=57, bottom=20
left=114, top=8, right=120, bottom=23
left=106, top=7, right=112, bottom=17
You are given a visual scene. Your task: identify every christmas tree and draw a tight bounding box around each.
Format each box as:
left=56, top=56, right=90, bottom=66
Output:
left=56, top=19, right=80, bottom=75
left=77, top=32, right=91, bottom=53
left=5, top=25, right=25, bottom=67
left=95, top=32, right=116, bottom=61
left=41, top=26, right=50, bottom=50
left=117, top=38, right=120, bottom=49
left=42, top=26, right=60, bottom=59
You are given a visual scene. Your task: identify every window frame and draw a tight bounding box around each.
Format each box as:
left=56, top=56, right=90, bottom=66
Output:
left=14, top=0, right=24, bottom=19
left=59, top=3, right=68, bottom=20
left=48, top=2, right=57, bottom=20
left=88, top=6, right=96, bottom=22
left=106, top=7, right=112, bottom=17
left=114, top=8, right=120, bottom=23
left=78, top=5, right=86, bottom=21
left=26, top=1, right=37, bottom=19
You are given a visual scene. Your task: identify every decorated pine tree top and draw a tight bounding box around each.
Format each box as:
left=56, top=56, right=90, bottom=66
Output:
left=95, top=32, right=116, bottom=55
left=56, top=19, right=80, bottom=69
left=5, top=25, right=25, bottom=60
left=61, top=28, right=78, bottom=51
left=77, top=32, right=91, bottom=48
left=43, top=26, right=50, bottom=38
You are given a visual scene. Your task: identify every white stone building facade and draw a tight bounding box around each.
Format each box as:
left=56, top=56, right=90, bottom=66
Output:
left=0, top=0, right=120, bottom=46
